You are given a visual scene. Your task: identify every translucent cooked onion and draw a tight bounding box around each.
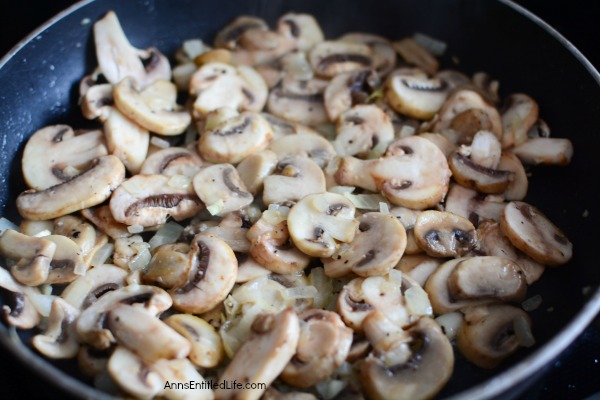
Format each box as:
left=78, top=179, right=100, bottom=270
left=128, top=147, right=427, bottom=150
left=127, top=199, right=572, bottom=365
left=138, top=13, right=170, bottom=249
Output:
left=328, top=186, right=355, bottom=195
left=127, top=225, right=144, bottom=234
left=284, top=285, right=318, bottom=299
left=206, top=200, right=224, bottom=216
left=33, top=229, right=52, bottom=237
left=168, top=174, right=192, bottom=189
left=398, top=125, right=416, bottom=138
left=435, top=312, right=464, bottom=340
left=182, top=38, right=209, bottom=60
left=128, top=247, right=151, bottom=272
left=148, top=221, right=184, bottom=250
left=316, top=380, right=346, bottom=400
left=150, top=136, right=170, bottom=149
left=379, top=202, right=390, bottom=214
left=521, top=294, right=543, bottom=312
left=514, top=315, right=536, bottom=347
left=413, top=32, right=447, bottom=56
left=343, top=192, right=389, bottom=210
left=309, top=267, right=333, bottom=309
left=404, top=285, right=433, bottom=316
left=27, top=291, right=57, bottom=317
left=0, top=217, right=19, bottom=235
left=90, top=243, right=114, bottom=268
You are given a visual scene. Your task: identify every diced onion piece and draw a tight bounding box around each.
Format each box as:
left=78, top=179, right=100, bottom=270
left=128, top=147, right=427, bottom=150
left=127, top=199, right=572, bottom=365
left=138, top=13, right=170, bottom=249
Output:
left=127, top=225, right=144, bottom=234
left=206, top=200, right=225, bottom=216
left=389, top=269, right=403, bottom=286
left=223, top=295, right=240, bottom=320
left=33, top=229, right=52, bottom=238
left=316, top=380, right=347, bottom=400
left=343, top=192, right=388, bottom=210
left=413, top=32, right=447, bottom=56
left=514, top=315, right=535, bottom=347
left=126, top=270, right=142, bottom=285
left=309, top=267, right=333, bottom=309
left=398, top=125, right=416, bottom=138
left=521, top=294, right=543, bottom=312
left=168, top=174, right=192, bottom=189
left=90, top=243, right=114, bottom=268
left=404, top=285, right=433, bottom=316
left=263, top=209, right=287, bottom=225
left=324, top=156, right=341, bottom=176
left=40, top=284, right=53, bottom=296
left=150, top=136, right=171, bottom=149
left=183, top=125, right=198, bottom=146
left=121, top=178, right=144, bottom=195
left=328, top=186, right=356, bottom=195
left=267, top=203, right=290, bottom=218
left=379, top=202, right=390, bottom=214
left=148, top=221, right=184, bottom=250
left=62, top=165, right=81, bottom=177
left=435, top=312, right=464, bottom=340
left=27, top=291, right=56, bottom=317
left=367, top=140, right=391, bottom=159
left=284, top=285, right=318, bottom=299
left=315, top=123, right=336, bottom=141
left=0, top=217, right=19, bottom=235
left=129, top=247, right=151, bottom=272
left=183, top=39, right=209, bottom=60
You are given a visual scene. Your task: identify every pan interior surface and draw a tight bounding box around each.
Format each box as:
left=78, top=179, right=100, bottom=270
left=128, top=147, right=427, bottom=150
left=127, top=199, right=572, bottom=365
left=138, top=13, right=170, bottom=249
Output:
left=0, top=0, right=599, bottom=399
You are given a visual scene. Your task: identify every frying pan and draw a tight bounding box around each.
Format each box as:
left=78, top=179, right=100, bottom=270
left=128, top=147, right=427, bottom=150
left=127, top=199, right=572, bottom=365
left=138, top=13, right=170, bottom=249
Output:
left=0, top=0, right=599, bottom=399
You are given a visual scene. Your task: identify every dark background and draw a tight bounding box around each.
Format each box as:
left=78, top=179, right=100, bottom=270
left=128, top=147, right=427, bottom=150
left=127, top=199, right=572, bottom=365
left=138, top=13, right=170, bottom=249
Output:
left=0, top=1, right=599, bottom=399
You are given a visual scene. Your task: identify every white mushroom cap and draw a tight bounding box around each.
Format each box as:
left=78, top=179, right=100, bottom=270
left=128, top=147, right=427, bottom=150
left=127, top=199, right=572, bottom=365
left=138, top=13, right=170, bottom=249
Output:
left=44, top=234, right=86, bottom=284
left=267, top=78, right=329, bottom=126
left=501, top=93, right=539, bottom=148
left=386, top=69, right=449, bottom=120
left=107, top=346, right=163, bottom=400
left=0, top=229, right=55, bottom=286
left=214, top=16, right=269, bottom=50
left=510, top=137, right=573, bottom=166
left=444, top=184, right=506, bottom=227
left=81, top=83, right=113, bottom=121
left=0, top=267, right=41, bottom=329
left=498, top=152, right=528, bottom=201
left=192, top=164, right=253, bottom=217
left=339, top=33, right=396, bottom=76
left=140, top=146, right=203, bottom=177
left=309, top=41, right=373, bottom=79
left=60, top=263, right=128, bottom=309
left=277, top=13, right=324, bottom=52
left=413, top=210, right=477, bottom=258
left=32, top=298, right=80, bottom=359
left=236, top=150, right=278, bottom=195
left=262, top=156, right=326, bottom=206
left=164, top=313, right=224, bottom=368
left=333, top=104, right=395, bottom=157
left=268, top=133, right=336, bottom=168
left=323, top=68, right=381, bottom=122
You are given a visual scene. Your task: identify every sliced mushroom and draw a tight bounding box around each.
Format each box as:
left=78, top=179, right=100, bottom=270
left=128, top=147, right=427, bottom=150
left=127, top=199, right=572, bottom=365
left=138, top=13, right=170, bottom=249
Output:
left=0, top=267, right=41, bottom=328
left=277, top=13, right=324, bottom=52
left=457, top=303, right=533, bottom=368
left=472, top=71, right=501, bottom=104
left=268, top=77, right=329, bottom=126
left=392, top=37, right=439, bottom=75
left=263, top=156, right=326, bottom=206
left=236, top=254, right=272, bottom=283
left=498, top=152, right=528, bottom=201
left=110, top=174, right=202, bottom=226
left=76, top=285, right=172, bottom=349
left=281, top=309, right=353, bottom=388
left=335, top=136, right=451, bottom=209
left=389, top=206, right=422, bottom=255
left=170, top=234, right=237, bottom=314
left=449, top=150, right=513, bottom=194
left=61, top=263, right=128, bottom=309
left=53, top=216, right=96, bottom=259
left=107, top=346, right=163, bottom=400
left=386, top=69, right=449, bottom=120
left=501, top=93, right=539, bottom=148
left=333, top=104, right=394, bottom=157
left=0, top=228, right=55, bottom=287
left=103, top=107, right=150, bottom=174
left=476, top=220, right=545, bottom=285
left=323, top=68, right=381, bottom=122
left=77, top=346, right=112, bottom=377
left=203, top=212, right=252, bottom=253
left=501, top=201, right=572, bottom=266
left=432, top=89, right=503, bottom=144
left=190, top=62, right=268, bottom=115
left=142, top=243, right=191, bottom=289
left=17, top=155, right=126, bottom=221
left=215, top=16, right=269, bottom=50
left=81, top=83, right=113, bottom=121
left=140, top=146, right=203, bottom=177
left=22, top=125, right=108, bottom=190
left=467, top=130, right=503, bottom=169
left=44, top=235, right=86, bottom=284
left=287, top=192, right=358, bottom=258
left=155, top=358, right=215, bottom=400
left=198, top=111, right=273, bottom=164
left=192, top=164, right=253, bottom=216
left=340, top=33, right=396, bottom=76
left=309, top=41, right=373, bottom=79
left=394, top=254, right=441, bottom=287
left=81, top=206, right=132, bottom=240
left=323, top=212, right=406, bottom=278
left=359, top=316, right=453, bottom=400
left=413, top=210, right=477, bottom=258
left=236, top=150, right=278, bottom=195
left=164, top=313, right=224, bottom=368
left=19, top=220, right=54, bottom=237
left=444, top=184, right=506, bottom=227
left=510, top=137, right=573, bottom=166
left=261, top=112, right=320, bottom=139
left=268, top=133, right=336, bottom=168
left=32, top=298, right=80, bottom=359
left=215, top=309, right=300, bottom=400
left=418, top=132, right=456, bottom=158
left=230, top=27, right=296, bottom=66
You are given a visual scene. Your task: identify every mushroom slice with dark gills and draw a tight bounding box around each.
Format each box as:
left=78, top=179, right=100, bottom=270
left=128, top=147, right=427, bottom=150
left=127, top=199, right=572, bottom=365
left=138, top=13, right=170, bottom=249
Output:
left=107, top=346, right=163, bottom=400
left=359, top=314, right=454, bottom=400
left=268, top=77, right=329, bottom=126
left=110, top=174, right=202, bottom=227
left=94, top=11, right=170, bottom=88
left=61, top=264, right=128, bottom=309
left=335, top=136, right=451, bottom=209
left=247, top=210, right=311, bottom=275
left=17, top=155, right=126, bottom=221
left=192, top=164, right=253, bottom=217
left=309, top=41, right=373, bottom=79
left=333, top=104, right=395, bottom=157
left=500, top=93, right=539, bottom=148
left=164, top=313, right=224, bottom=368
left=262, top=156, right=326, bottom=206
left=394, top=254, right=441, bottom=287
left=215, top=309, right=300, bottom=400
left=389, top=206, right=422, bottom=255
left=268, top=133, right=336, bottom=168
left=449, top=150, right=514, bottom=194
left=413, top=210, right=477, bottom=258
left=501, top=201, right=573, bottom=266
left=477, top=220, right=545, bottom=285
left=281, top=309, right=353, bottom=388
left=444, top=184, right=506, bottom=227
left=323, top=212, right=406, bottom=278
left=170, top=234, right=237, bottom=314
left=260, top=112, right=320, bottom=139
left=44, top=235, right=86, bottom=284
left=22, top=125, right=108, bottom=190
left=0, top=229, right=56, bottom=286
left=76, top=285, right=172, bottom=349
left=190, top=62, right=268, bottom=116
left=498, top=152, right=528, bottom=201
left=432, top=89, right=503, bottom=144
left=142, top=243, right=192, bottom=289
left=385, top=68, right=449, bottom=120
left=0, top=267, right=41, bottom=329
left=510, top=137, right=574, bottom=166
left=277, top=13, right=324, bottom=52
left=214, top=16, right=269, bottom=50
left=198, top=111, right=273, bottom=164
left=392, top=37, right=440, bottom=76
left=236, top=150, right=278, bottom=195
left=140, top=147, right=203, bottom=178
left=32, top=298, right=80, bottom=359
left=287, top=192, right=358, bottom=258
left=339, top=33, right=396, bottom=76
left=323, top=68, right=381, bottom=122
left=457, top=303, right=533, bottom=369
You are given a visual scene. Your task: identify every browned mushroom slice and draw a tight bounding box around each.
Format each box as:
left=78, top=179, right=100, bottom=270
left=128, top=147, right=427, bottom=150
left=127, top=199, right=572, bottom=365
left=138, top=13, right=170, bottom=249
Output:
left=498, top=152, right=528, bottom=201
left=142, top=243, right=191, bottom=289
left=81, top=206, right=131, bottom=240
left=476, top=220, right=545, bottom=285
left=323, top=68, right=381, bottom=122
left=281, top=309, right=353, bottom=388
left=449, top=150, right=514, bottom=194
left=309, top=41, right=373, bottom=79
left=510, top=137, right=574, bottom=166
left=340, top=33, right=396, bottom=76
left=392, top=37, right=439, bottom=75
left=333, top=104, right=394, bottom=157
left=45, top=235, right=86, bottom=284
left=267, top=77, right=329, bottom=126
left=81, top=83, right=113, bottom=121
left=389, top=206, right=422, bottom=255
left=17, top=155, right=125, bottom=221
left=501, top=93, right=539, bottom=148
left=432, top=89, right=502, bottom=144
left=386, top=69, right=449, bottom=120
left=0, top=229, right=56, bottom=286
left=323, top=212, right=406, bottom=278
left=170, top=234, right=237, bottom=314
left=215, top=309, right=300, bottom=400
left=110, top=174, right=202, bottom=227
left=336, top=278, right=374, bottom=332
left=107, top=346, right=163, bottom=399
left=164, top=313, right=224, bottom=368
left=447, top=256, right=526, bottom=302
left=193, top=164, right=253, bottom=216
left=277, top=13, right=324, bottom=51
left=457, top=303, right=533, bottom=368
left=214, top=16, right=269, bottom=50
left=359, top=316, right=453, bottom=400
left=268, top=133, right=336, bottom=168
left=61, top=264, right=128, bottom=309
left=236, top=150, right=278, bottom=195
left=0, top=267, right=42, bottom=329
left=394, top=254, right=441, bottom=287
left=501, top=201, right=572, bottom=266
left=231, top=26, right=297, bottom=66
left=32, top=298, right=79, bottom=359
left=140, top=147, right=203, bottom=177
left=22, top=125, right=108, bottom=190
left=418, top=132, right=456, bottom=158
left=444, top=184, right=506, bottom=227
left=414, top=210, right=477, bottom=258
